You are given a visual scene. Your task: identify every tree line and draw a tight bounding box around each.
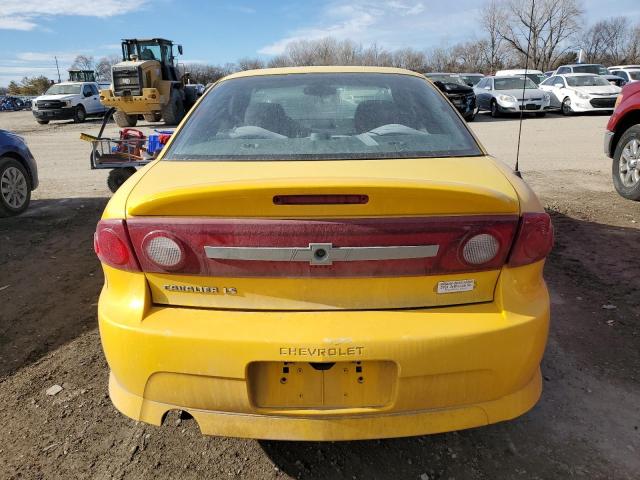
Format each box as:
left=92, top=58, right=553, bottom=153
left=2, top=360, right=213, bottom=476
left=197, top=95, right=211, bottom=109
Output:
left=5, top=0, right=640, bottom=95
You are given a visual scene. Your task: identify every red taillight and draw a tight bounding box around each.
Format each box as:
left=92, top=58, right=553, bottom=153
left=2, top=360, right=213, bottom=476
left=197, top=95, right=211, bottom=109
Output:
left=94, top=219, right=140, bottom=271
left=508, top=213, right=554, bottom=267
left=125, top=216, right=520, bottom=277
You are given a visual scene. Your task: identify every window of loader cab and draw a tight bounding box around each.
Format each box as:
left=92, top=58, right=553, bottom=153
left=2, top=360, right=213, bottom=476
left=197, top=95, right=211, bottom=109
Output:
left=164, top=73, right=482, bottom=161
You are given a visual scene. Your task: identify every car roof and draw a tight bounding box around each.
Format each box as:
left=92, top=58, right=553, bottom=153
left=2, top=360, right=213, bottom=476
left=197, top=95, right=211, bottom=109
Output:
left=557, top=73, right=599, bottom=77
left=561, top=64, right=604, bottom=68
left=221, top=66, right=426, bottom=81
left=488, top=75, right=531, bottom=79
left=609, top=65, right=640, bottom=69
left=496, top=69, right=543, bottom=74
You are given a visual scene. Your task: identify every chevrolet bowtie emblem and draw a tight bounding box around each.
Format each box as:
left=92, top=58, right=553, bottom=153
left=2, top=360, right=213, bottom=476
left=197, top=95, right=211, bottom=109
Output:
left=204, top=243, right=439, bottom=266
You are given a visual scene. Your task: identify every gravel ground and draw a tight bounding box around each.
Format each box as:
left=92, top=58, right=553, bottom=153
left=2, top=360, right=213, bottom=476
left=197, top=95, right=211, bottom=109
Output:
left=0, top=110, right=639, bottom=479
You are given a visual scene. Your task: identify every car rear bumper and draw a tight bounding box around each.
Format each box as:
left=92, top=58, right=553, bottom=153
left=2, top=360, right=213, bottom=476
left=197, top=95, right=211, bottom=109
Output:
left=98, top=261, right=550, bottom=440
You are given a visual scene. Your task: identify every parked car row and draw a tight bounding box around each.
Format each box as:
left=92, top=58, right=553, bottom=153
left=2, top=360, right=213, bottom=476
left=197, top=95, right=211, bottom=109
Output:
left=0, top=96, right=33, bottom=111
left=426, top=62, right=637, bottom=120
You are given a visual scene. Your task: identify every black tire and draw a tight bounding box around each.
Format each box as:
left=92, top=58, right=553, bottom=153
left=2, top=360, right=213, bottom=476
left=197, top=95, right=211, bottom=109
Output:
left=536, top=112, right=547, bottom=117
left=143, top=112, right=162, bottom=123
left=490, top=100, right=501, bottom=118
left=184, top=86, right=198, bottom=110
left=561, top=97, right=573, bottom=116
left=113, top=110, right=138, bottom=127
left=36, top=120, right=49, bottom=125
left=73, top=105, right=86, bottom=123
left=107, top=167, right=137, bottom=193
left=464, top=110, right=476, bottom=122
left=612, top=124, right=640, bottom=201
left=0, top=156, right=31, bottom=217
left=161, top=89, right=185, bottom=125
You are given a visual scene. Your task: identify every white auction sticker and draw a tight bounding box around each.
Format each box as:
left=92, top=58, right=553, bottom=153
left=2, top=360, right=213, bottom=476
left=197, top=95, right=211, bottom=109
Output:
left=437, top=279, right=475, bottom=294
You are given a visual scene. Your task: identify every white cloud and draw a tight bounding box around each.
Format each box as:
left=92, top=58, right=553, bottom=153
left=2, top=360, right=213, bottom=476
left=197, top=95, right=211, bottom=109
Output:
left=227, top=5, right=257, bottom=14
left=0, top=0, right=147, bottom=30
left=258, top=1, right=460, bottom=55
left=0, top=16, right=37, bottom=30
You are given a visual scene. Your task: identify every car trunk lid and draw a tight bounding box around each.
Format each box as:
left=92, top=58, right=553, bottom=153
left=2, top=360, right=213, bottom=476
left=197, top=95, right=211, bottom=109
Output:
left=125, top=157, right=520, bottom=310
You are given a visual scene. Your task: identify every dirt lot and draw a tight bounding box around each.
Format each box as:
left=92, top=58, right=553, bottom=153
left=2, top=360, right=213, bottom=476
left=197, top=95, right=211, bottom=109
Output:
left=1, top=110, right=639, bottom=479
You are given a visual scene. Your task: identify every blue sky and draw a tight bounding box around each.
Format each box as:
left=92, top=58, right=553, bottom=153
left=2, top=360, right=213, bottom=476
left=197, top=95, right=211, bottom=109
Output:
left=2, top=0, right=640, bottom=86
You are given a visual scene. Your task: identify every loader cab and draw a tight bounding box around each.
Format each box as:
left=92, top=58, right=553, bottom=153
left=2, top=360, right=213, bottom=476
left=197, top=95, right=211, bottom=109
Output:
left=68, top=70, right=96, bottom=82
left=121, top=38, right=182, bottom=82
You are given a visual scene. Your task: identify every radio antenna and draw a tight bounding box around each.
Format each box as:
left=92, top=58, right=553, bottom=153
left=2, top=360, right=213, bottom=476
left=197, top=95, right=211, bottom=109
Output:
left=514, top=0, right=535, bottom=178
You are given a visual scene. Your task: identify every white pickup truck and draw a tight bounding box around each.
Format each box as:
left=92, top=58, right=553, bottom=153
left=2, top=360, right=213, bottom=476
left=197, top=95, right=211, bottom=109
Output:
left=32, top=81, right=109, bottom=124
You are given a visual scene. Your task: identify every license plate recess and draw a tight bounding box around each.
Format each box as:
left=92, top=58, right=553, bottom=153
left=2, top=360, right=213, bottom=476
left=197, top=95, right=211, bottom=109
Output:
left=248, top=361, right=397, bottom=409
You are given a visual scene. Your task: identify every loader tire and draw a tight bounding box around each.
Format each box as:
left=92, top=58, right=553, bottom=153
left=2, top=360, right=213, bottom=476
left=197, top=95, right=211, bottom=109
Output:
left=114, top=110, right=138, bottom=127
left=162, top=89, right=185, bottom=126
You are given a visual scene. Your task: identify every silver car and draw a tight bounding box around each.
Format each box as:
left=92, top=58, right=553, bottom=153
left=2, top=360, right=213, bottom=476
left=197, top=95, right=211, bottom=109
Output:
left=473, top=76, right=552, bottom=117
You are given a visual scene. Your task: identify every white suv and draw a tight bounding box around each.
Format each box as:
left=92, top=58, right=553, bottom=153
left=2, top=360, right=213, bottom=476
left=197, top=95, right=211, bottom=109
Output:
left=32, top=82, right=107, bottom=124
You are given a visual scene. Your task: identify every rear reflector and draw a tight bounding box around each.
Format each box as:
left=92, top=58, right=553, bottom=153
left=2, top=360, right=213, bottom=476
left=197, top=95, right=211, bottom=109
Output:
left=508, top=212, right=554, bottom=267
left=462, top=233, right=500, bottom=265
left=273, top=195, right=369, bottom=205
left=143, top=233, right=185, bottom=269
left=125, top=216, right=519, bottom=277
left=94, top=219, right=140, bottom=272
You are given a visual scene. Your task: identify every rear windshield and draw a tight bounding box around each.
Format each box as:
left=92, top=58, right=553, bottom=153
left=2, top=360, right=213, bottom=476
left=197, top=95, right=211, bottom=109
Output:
left=628, top=71, right=640, bottom=80
left=572, top=65, right=608, bottom=75
left=526, top=73, right=546, bottom=84
left=461, top=75, right=482, bottom=86
left=566, top=75, right=610, bottom=87
left=427, top=74, right=467, bottom=86
left=164, top=73, right=482, bottom=161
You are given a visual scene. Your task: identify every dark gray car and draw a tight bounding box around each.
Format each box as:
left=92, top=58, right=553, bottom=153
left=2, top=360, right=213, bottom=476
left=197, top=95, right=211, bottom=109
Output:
left=0, top=129, right=38, bottom=216
left=473, top=76, right=552, bottom=117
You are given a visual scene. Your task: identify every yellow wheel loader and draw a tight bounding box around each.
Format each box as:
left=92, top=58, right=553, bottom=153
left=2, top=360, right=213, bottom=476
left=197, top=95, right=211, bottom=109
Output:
left=99, top=38, right=199, bottom=127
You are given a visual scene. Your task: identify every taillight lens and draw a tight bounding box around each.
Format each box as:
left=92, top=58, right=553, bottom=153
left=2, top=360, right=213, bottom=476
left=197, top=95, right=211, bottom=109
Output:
left=142, top=232, right=185, bottom=269
left=462, top=233, right=500, bottom=265
left=94, top=219, right=140, bottom=271
left=508, top=213, right=554, bottom=267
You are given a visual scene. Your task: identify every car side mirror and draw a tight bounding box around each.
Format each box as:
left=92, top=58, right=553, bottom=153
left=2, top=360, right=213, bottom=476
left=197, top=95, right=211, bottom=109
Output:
left=484, top=86, right=491, bottom=90
left=178, top=45, right=183, bottom=55
left=554, top=83, right=563, bottom=88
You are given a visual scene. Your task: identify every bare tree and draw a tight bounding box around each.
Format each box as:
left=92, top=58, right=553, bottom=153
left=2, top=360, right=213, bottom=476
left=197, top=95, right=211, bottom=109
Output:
left=496, top=0, right=583, bottom=71
left=95, top=55, right=120, bottom=82
left=392, top=47, right=428, bottom=71
left=70, top=55, right=95, bottom=72
left=267, top=55, right=291, bottom=68
left=481, top=0, right=508, bottom=72
left=237, top=57, right=265, bottom=71
left=453, top=41, right=490, bottom=73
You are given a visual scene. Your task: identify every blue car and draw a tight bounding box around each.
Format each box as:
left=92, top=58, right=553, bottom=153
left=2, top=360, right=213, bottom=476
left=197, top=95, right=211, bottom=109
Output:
left=0, top=130, right=38, bottom=216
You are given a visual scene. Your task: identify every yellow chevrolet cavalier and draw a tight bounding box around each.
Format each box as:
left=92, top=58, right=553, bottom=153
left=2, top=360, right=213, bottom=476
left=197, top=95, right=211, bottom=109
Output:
left=95, top=66, right=553, bottom=441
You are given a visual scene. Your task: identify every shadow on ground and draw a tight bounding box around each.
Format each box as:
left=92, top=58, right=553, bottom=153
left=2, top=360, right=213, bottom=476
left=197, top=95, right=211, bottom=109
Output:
left=0, top=197, right=107, bottom=378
